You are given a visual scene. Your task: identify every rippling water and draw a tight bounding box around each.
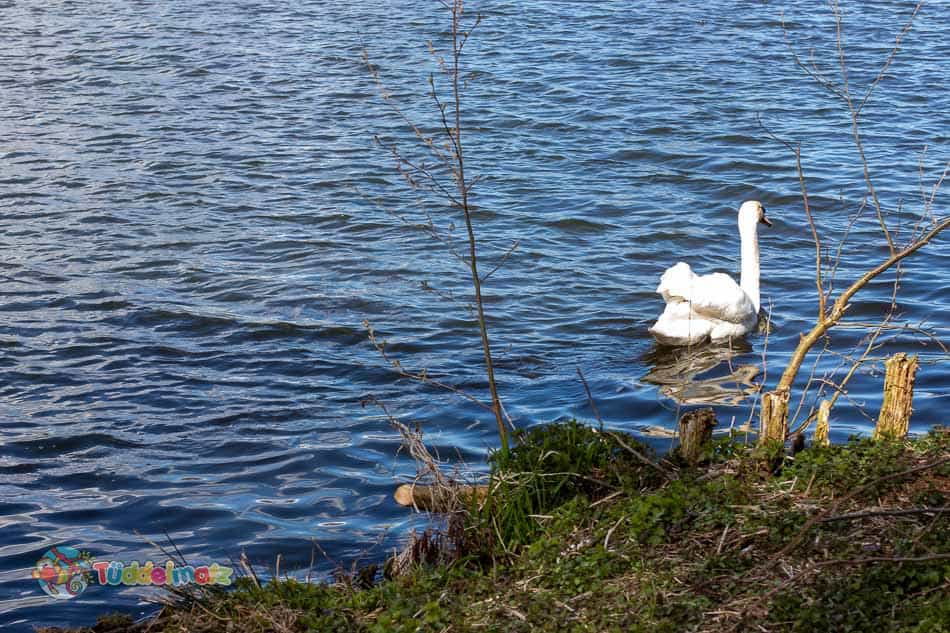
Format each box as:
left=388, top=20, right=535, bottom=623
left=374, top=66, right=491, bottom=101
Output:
left=1, top=1, right=948, bottom=628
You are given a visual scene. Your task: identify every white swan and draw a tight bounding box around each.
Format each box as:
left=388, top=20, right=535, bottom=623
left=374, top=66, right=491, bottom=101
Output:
left=649, top=200, right=771, bottom=346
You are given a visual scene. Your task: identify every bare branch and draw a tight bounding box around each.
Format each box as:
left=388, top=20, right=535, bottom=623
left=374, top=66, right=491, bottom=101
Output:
left=830, top=0, right=897, bottom=254
left=816, top=554, right=950, bottom=567
left=362, top=47, right=450, bottom=165
left=856, top=1, right=925, bottom=115
left=349, top=185, right=468, bottom=266
left=480, top=239, right=520, bottom=283
left=774, top=216, right=949, bottom=395
left=781, top=11, right=847, bottom=101
left=757, top=117, right=826, bottom=318
left=376, top=136, right=464, bottom=209
left=363, top=395, right=450, bottom=489
left=444, top=0, right=509, bottom=452
left=820, top=506, right=949, bottom=523
left=789, top=337, right=830, bottom=428
left=789, top=267, right=901, bottom=436
left=428, top=73, right=463, bottom=168
left=926, top=159, right=950, bottom=224
left=835, top=321, right=947, bottom=353
left=364, top=320, right=493, bottom=413
left=826, top=195, right=866, bottom=298
left=457, top=13, right=483, bottom=56
left=604, top=430, right=671, bottom=477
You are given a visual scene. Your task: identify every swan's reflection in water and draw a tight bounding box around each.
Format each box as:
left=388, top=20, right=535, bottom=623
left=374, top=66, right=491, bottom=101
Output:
left=641, top=341, right=761, bottom=406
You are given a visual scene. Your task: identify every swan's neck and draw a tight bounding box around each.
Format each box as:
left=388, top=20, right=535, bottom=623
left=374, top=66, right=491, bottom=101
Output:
left=739, top=223, right=761, bottom=313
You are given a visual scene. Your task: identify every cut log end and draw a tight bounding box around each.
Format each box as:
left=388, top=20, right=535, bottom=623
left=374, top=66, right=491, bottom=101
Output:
left=393, top=484, right=416, bottom=507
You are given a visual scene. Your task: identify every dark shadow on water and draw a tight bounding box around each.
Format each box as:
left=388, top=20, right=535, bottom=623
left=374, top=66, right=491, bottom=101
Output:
left=640, top=340, right=761, bottom=406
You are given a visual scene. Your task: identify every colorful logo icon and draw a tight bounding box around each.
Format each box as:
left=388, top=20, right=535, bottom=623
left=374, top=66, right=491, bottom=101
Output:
left=32, top=546, right=95, bottom=600
left=32, top=546, right=234, bottom=600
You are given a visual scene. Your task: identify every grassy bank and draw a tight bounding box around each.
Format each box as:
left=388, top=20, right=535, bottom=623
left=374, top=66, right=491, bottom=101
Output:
left=44, top=422, right=949, bottom=633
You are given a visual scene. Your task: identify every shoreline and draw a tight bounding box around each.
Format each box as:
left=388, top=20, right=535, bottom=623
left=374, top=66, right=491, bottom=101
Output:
left=38, top=421, right=949, bottom=632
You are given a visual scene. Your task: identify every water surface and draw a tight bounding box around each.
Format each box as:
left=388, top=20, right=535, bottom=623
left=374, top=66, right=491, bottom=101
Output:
left=1, top=1, right=948, bottom=628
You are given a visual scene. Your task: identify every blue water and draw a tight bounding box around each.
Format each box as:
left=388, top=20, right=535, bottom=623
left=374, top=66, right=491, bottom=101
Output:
left=1, top=1, right=948, bottom=628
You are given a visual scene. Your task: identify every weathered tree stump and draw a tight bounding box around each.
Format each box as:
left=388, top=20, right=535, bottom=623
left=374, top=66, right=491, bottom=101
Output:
left=759, top=388, right=790, bottom=446
left=874, top=353, right=918, bottom=440
left=394, top=483, right=488, bottom=512
left=813, top=399, right=831, bottom=447
left=677, top=408, right=717, bottom=465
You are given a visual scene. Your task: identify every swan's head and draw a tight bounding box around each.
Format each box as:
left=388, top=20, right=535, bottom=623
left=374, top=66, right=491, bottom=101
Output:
left=738, top=200, right=771, bottom=231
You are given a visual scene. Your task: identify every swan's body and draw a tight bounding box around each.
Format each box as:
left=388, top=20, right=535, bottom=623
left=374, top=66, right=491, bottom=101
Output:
left=649, top=200, right=771, bottom=346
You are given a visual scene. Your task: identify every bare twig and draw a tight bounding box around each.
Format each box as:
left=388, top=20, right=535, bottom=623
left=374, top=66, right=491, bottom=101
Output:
left=445, top=2, right=509, bottom=453
left=576, top=366, right=670, bottom=476
left=604, top=430, right=671, bottom=477
left=820, top=506, right=949, bottom=523
left=855, top=1, right=924, bottom=115
left=790, top=264, right=905, bottom=435
left=826, top=195, right=866, bottom=298
left=364, top=395, right=451, bottom=490
left=835, top=0, right=929, bottom=254
left=758, top=117, right=826, bottom=320
left=480, top=239, right=520, bottom=283
left=576, top=366, right=604, bottom=427
left=364, top=320, right=493, bottom=413
left=925, top=159, right=950, bottom=224
left=816, top=553, right=950, bottom=567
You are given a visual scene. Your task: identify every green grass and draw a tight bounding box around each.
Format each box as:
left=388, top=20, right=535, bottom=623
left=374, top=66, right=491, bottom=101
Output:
left=472, top=420, right=666, bottom=553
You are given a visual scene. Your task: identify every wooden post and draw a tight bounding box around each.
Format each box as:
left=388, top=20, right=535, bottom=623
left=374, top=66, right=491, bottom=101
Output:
left=759, top=388, right=790, bottom=446
left=394, top=483, right=488, bottom=511
left=873, top=353, right=918, bottom=440
left=677, top=408, right=717, bottom=465
left=813, top=399, right=831, bottom=447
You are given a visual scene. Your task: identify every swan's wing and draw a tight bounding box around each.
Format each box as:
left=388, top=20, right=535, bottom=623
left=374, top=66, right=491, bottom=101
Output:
left=691, top=273, right=757, bottom=324
left=656, top=262, right=697, bottom=303
left=657, top=264, right=755, bottom=325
